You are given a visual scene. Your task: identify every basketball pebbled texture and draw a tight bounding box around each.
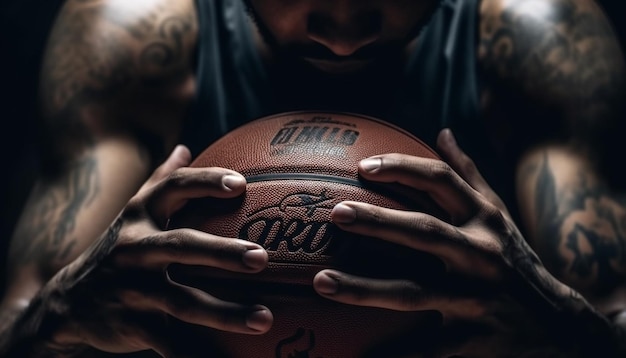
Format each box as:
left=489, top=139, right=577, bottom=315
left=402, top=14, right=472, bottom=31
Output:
left=168, top=111, right=447, bottom=357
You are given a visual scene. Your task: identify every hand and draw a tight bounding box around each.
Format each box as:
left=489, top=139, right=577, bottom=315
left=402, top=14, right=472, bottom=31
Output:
left=312, top=129, right=588, bottom=357
left=40, top=145, right=273, bottom=357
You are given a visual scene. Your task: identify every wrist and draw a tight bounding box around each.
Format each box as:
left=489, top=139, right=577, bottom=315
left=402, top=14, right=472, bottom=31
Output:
left=512, top=266, right=625, bottom=357
left=0, top=282, right=86, bottom=357
left=608, top=310, right=626, bottom=356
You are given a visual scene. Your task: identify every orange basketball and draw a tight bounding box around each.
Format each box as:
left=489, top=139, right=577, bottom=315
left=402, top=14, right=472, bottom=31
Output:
left=169, top=111, right=446, bottom=357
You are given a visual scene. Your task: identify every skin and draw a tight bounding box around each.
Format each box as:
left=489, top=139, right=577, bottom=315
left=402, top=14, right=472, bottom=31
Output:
left=1, top=0, right=625, bottom=356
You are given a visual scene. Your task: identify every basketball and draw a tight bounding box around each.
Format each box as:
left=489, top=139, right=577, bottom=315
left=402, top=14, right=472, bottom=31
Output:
left=168, top=111, right=447, bottom=357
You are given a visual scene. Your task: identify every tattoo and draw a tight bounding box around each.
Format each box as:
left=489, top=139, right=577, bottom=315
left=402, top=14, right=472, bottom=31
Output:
left=40, top=4, right=132, bottom=119
left=140, top=16, right=194, bottom=71
left=534, top=153, right=562, bottom=267
left=0, top=219, right=123, bottom=358
left=0, top=298, right=88, bottom=358
left=0, top=308, right=22, bottom=336
left=39, top=0, right=196, bottom=147
left=84, top=217, right=122, bottom=270
left=496, top=201, right=626, bottom=357
left=479, top=0, right=625, bottom=151
left=61, top=216, right=123, bottom=287
left=9, top=156, right=99, bottom=272
left=533, top=153, right=626, bottom=293
left=499, top=210, right=577, bottom=311
left=13, top=0, right=196, bottom=274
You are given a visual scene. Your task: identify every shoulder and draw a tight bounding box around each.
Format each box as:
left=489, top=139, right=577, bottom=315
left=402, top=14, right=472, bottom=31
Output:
left=475, top=0, right=625, bottom=151
left=47, top=0, right=199, bottom=72
left=476, top=0, right=623, bottom=84
left=51, top=0, right=199, bottom=49
left=38, top=0, right=201, bottom=165
left=41, top=0, right=199, bottom=116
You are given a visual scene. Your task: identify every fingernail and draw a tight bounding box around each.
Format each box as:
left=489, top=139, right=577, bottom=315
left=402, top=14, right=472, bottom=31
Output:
left=174, top=144, right=189, bottom=155
left=242, top=248, right=267, bottom=270
left=332, top=203, right=356, bottom=224
left=315, top=274, right=338, bottom=295
left=445, top=129, right=457, bottom=146
left=222, top=175, right=246, bottom=191
left=169, top=145, right=191, bottom=166
left=360, top=158, right=381, bottom=173
left=247, top=308, right=272, bottom=332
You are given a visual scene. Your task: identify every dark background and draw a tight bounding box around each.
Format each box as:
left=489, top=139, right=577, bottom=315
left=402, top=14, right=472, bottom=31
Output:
left=0, top=0, right=625, bottom=298
left=1, top=0, right=67, bottom=298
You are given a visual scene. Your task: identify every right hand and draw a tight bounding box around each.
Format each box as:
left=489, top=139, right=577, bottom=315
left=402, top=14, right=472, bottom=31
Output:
left=41, top=145, right=273, bottom=357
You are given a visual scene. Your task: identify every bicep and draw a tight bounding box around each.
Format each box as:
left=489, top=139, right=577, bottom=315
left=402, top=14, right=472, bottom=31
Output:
left=516, top=145, right=626, bottom=314
left=479, top=0, right=626, bottom=159
left=5, top=0, right=197, bottom=291
left=479, top=0, right=626, bottom=307
left=2, top=139, right=147, bottom=314
left=38, top=0, right=197, bottom=170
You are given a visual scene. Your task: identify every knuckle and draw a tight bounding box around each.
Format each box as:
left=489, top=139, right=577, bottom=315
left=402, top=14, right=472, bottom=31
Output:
left=338, top=276, right=371, bottom=303
left=161, top=231, right=186, bottom=250
left=163, top=287, right=199, bottom=320
left=383, top=152, right=407, bottom=163
left=428, top=160, right=456, bottom=183
left=114, top=230, right=186, bottom=266
left=358, top=204, right=385, bottom=225
left=458, top=153, right=477, bottom=174
left=479, top=201, right=507, bottom=230
left=367, top=207, right=386, bottom=225
left=163, top=295, right=185, bottom=318
left=150, top=231, right=186, bottom=258
left=162, top=168, right=190, bottom=190
left=381, top=153, right=413, bottom=171
left=408, top=213, right=441, bottom=237
left=123, top=199, right=146, bottom=218
left=118, top=288, right=144, bottom=306
left=396, top=282, right=424, bottom=309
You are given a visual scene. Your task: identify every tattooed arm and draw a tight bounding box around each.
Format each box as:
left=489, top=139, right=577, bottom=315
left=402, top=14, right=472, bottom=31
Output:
left=517, top=148, right=626, bottom=309
left=479, top=0, right=626, bottom=351
left=0, top=0, right=199, bottom=355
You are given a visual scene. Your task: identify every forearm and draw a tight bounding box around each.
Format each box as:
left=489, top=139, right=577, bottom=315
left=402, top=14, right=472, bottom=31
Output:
left=515, top=146, right=626, bottom=356
left=0, top=279, right=86, bottom=358
left=7, top=143, right=150, bottom=278
left=494, top=225, right=621, bottom=357
left=508, top=265, right=626, bottom=357
left=1, top=147, right=149, bottom=356
left=517, top=147, right=626, bottom=297
left=551, top=292, right=626, bottom=358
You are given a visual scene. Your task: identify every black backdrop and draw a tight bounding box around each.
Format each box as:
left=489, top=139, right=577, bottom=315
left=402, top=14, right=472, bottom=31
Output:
left=0, top=0, right=67, bottom=297
left=0, top=0, right=625, bottom=298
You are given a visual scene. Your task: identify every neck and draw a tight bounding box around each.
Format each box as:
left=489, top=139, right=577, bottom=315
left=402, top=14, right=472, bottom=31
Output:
left=247, top=18, right=418, bottom=116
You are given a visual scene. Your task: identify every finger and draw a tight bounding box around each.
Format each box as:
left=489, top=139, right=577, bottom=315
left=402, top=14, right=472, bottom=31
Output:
left=436, top=129, right=510, bottom=216
left=79, top=310, right=173, bottom=356
left=358, top=153, right=479, bottom=224
left=123, top=313, right=175, bottom=358
left=331, top=201, right=503, bottom=277
left=149, top=167, right=247, bottom=222
left=313, top=270, right=485, bottom=319
left=141, top=145, right=192, bottom=193
left=142, top=329, right=174, bottom=358
left=119, top=278, right=273, bottom=335
left=115, top=231, right=268, bottom=273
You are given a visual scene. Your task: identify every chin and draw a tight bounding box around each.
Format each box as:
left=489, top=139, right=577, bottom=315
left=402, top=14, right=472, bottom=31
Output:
left=303, top=58, right=377, bottom=75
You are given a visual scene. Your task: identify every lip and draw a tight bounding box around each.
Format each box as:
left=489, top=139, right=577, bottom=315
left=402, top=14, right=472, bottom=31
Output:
left=303, top=57, right=375, bottom=74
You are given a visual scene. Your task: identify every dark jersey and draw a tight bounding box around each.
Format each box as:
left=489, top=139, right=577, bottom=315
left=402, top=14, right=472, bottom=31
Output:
left=183, top=0, right=516, bottom=209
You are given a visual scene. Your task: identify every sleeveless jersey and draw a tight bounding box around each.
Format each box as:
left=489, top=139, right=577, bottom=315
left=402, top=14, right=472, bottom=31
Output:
left=183, top=0, right=516, bottom=209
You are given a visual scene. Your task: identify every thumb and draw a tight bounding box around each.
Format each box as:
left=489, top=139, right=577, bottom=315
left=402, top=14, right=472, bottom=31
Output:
left=143, top=145, right=192, bottom=189
left=436, top=129, right=510, bottom=216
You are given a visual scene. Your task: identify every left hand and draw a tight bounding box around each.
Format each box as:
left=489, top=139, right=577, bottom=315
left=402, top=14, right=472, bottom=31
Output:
left=312, top=129, right=586, bottom=357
